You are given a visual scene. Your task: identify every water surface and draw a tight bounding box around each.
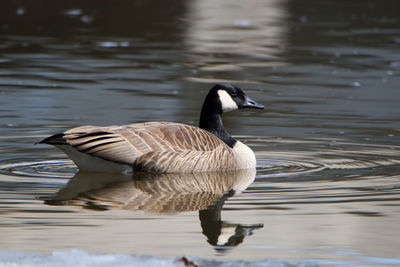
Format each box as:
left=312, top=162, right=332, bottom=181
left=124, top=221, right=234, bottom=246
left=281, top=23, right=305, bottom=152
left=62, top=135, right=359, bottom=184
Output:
left=1, top=0, right=400, bottom=266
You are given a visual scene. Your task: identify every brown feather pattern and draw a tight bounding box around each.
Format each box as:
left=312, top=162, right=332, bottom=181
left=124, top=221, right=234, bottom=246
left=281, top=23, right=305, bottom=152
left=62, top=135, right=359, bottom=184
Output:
left=58, top=122, right=236, bottom=172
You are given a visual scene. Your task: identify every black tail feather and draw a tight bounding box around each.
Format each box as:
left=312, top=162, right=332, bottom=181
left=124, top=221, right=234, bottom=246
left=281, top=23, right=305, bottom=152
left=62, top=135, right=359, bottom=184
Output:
left=36, top=133, right=67, bottom=145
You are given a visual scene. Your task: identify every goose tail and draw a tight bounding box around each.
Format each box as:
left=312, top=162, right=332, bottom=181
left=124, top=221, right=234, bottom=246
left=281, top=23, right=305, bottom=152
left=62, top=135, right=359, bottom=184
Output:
left=36, top=133, right=67, bottom=145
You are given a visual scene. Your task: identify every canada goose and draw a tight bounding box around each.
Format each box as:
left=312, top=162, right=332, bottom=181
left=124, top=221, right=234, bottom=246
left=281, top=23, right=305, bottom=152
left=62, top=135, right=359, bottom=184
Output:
left=38, top=83, right=264, bottom=173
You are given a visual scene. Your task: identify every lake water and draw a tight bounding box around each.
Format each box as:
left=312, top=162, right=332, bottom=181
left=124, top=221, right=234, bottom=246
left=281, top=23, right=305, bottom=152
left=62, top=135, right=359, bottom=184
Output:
left=1, top=0, right=400, bottom=266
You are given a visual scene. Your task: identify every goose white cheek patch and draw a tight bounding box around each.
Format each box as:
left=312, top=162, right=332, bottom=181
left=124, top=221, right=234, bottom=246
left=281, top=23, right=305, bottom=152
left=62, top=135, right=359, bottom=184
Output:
left=218, top=90, right=238, bottom=112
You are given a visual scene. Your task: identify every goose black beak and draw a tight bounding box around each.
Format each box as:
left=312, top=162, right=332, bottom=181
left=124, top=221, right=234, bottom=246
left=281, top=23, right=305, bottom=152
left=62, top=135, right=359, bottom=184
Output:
left=242, top=96, right=264, bottom=109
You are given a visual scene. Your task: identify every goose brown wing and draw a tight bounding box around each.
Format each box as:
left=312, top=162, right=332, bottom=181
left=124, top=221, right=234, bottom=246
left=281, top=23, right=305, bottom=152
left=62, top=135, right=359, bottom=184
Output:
left=61, top=125, right=141, bottom=165
left=59, top=122, right=232, bottom=170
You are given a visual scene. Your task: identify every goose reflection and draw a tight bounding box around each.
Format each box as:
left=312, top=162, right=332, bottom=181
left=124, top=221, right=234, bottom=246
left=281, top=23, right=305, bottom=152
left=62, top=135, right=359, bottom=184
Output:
left=44, top=169, right=263, bottom=251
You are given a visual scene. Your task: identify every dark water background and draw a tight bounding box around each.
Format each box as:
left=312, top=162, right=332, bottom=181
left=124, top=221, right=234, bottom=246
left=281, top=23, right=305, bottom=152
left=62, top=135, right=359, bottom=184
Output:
left=1, top=0, right=400, bottom=266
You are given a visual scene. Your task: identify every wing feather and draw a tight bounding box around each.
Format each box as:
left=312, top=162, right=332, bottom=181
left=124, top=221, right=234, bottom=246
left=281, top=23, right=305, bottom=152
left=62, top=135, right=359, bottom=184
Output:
left=55, top=122, right=233, bottom=172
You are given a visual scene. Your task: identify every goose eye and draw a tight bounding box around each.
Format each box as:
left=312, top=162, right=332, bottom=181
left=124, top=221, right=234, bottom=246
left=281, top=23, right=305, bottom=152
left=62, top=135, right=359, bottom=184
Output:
left=230, top=91, right=238, bottom=97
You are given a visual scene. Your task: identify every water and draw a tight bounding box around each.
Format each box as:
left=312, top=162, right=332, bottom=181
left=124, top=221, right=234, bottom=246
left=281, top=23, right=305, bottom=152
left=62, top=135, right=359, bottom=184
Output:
left=1, top=0, right=400, bottom=266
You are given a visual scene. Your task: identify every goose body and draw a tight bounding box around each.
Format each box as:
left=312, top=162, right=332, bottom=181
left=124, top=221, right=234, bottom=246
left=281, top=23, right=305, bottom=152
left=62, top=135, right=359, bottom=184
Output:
left=39, top=83, right=264, bottom=173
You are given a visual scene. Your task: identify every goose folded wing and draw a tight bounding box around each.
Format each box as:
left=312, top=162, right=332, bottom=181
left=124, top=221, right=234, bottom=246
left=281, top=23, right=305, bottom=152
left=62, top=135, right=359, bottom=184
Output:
left=62, top=126, right=146, bottom=166
left=61, top=123, right=231, bottom=170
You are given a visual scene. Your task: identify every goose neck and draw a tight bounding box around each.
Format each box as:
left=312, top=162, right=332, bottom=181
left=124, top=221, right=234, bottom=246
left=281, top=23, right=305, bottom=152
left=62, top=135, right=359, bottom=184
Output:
left=199, top=102, right=236, bottom=148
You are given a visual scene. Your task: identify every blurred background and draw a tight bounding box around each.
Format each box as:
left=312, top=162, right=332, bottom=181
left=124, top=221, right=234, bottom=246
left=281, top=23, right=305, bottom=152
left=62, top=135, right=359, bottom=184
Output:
left=1, top=0, right=400, bottom=266
left=1, top=0, right=399, bottom=141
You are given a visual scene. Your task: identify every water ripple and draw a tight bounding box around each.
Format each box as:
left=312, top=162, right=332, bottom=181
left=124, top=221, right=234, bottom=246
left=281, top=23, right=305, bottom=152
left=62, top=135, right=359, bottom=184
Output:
left=0, top=160, right=75, bottom=179
left=250, top=137, right=400, bottom=180
left=1, top=137, right=398, bottom=182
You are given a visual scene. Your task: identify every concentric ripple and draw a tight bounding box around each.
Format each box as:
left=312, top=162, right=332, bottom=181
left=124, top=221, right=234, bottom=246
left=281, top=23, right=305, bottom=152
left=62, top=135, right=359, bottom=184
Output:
left=256, top=158, right=325, bottom=178
left=245, top=136, right=400, bottom=179
left=0, top=159, right=75, bottom=179
left=1, top=137, right=398, bottom=181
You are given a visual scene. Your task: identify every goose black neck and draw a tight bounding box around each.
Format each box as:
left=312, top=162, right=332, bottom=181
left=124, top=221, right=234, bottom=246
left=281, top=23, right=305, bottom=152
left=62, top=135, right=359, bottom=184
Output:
left=199, top=92, right=237, bottom=148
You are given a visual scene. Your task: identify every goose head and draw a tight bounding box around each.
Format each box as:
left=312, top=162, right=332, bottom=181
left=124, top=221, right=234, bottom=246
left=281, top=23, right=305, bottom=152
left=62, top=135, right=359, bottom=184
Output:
left=207, top=83, right=264, bottom=114
left=199, top=83, right=264, bottom=137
